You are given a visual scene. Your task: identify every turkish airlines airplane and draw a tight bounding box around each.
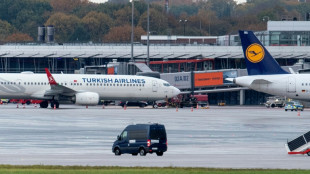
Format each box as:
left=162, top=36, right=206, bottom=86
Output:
left=230, top=30, right=309, bottom=100
left=0, top=68, right=180, bottom=108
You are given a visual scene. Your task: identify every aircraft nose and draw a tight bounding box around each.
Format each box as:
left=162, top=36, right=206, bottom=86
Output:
left=173, top=87, right=181, bottom=96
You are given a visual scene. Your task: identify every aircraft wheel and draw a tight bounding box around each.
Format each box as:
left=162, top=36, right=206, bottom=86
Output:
left=55, top=101, right=59, bottom=108
left=40, top=101, right=48, bottom=108
left=50, top=102, right=54, bottom=108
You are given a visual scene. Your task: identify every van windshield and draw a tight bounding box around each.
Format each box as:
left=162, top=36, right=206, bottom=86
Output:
left=150, top=125, right=166, bottom=139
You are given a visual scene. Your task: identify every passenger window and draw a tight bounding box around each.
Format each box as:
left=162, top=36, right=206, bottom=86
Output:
left=302, top=83, right=304, bottom=86
left=121, top=131, right=127, bottom=140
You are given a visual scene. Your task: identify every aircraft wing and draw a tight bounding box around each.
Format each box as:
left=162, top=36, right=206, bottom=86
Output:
left=44, top=68, right=76, bottom=97
left=180, top=87, right=249, bottom=94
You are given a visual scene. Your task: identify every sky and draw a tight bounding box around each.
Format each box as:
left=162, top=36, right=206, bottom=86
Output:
left=89, top=0, right=247, bottom=4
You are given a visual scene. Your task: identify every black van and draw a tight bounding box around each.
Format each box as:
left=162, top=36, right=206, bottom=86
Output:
left=112, top=123, right=167, bottom=156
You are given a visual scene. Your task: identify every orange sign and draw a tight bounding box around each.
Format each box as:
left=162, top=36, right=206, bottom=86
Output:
left=107, top=67, right=115, bottom=75
left=194, top=72, right=223, bottom=87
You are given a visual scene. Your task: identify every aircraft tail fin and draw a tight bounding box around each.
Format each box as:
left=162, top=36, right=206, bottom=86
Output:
left=239, top=30, right=289, bottom=75
left=45, top=68, right=57, bottom=85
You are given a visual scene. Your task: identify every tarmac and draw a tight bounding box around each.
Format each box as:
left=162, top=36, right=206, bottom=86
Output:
left=0, top=104, right=309, bottom=169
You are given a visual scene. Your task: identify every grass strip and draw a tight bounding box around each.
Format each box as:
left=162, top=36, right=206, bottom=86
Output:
left=0, top=165, right=309, bottom=174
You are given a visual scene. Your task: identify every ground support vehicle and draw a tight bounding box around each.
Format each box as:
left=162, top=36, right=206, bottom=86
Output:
left=170, top=94, right=208, bottom=108
left=285, top=131, right=310, bottom=156
left=112, top=123, right=167, bottom=156
left=265, top=96, right=285, bottom=108
left=284, top=101, right=304, bottom=111
left=119, top=101, right=148, bottom=108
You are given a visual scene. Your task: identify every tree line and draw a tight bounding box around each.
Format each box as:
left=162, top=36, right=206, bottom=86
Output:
left=0, top=0, right=310, bottom=43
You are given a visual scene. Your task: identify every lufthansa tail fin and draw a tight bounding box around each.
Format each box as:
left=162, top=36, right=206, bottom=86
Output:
left=239, top=30, right=289, bottom=75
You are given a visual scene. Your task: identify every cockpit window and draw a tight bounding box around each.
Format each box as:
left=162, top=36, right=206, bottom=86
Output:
left=163, top=83, right=170, bottom=87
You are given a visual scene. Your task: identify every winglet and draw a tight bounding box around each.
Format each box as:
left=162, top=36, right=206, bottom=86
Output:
left=45, top=68, right=57, bottom=85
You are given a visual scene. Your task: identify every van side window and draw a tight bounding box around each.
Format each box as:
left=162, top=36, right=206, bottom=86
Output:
left=121, top=131, right=127, bottom=140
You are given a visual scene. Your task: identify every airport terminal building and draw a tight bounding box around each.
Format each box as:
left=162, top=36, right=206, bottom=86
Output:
left=0, top=21, right=310, bottom=105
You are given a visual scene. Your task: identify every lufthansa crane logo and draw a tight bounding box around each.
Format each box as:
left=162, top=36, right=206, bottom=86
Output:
left=246, top=43, right=265, bottom=63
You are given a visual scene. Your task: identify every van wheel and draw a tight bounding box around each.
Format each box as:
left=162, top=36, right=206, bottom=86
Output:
left=132, top=153, right=138, bottom=156
left=114, top=148, right=121, bottom=156
left=156, top=152, right=163, bottom=156
left=139, top=148, right=146, bottom=156
left=307, top=152, right=310, bottom=156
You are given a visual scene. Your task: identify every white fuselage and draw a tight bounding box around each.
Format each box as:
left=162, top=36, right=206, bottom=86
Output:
left=0, top=73, right=180, bottom=101
left=235, top=74, right=310, bottom=100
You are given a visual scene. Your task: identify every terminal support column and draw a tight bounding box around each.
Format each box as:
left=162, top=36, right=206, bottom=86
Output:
left=240, top=89, right=245, bottom=105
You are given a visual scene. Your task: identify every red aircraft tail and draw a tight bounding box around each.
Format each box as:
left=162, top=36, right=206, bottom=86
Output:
left=45, top=68, right=57, bottom=85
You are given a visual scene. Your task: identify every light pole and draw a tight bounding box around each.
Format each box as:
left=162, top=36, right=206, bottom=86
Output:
left=147, top=0, right=150, bottom=66
left=131, top=0, right=135, bottom=63
left=179, top=19, right=187, bottom=36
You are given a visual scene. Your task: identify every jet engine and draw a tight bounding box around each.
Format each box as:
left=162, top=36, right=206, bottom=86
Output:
left=74, top=92, right=99, bottom=105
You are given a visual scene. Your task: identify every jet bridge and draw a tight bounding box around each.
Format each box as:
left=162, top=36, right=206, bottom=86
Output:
left=285, top=131, right=310, bottom=156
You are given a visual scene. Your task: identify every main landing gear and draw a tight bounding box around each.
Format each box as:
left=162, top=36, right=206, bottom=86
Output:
left=39, top=100, right=59, bottom=108
left=50, top=100, right=59, bottom=108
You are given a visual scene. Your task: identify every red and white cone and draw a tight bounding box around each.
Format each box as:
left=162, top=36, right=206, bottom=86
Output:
left=191, top=107, right=193, bottom=112
left=34, top=103, right=37, bottom=108
left=102, top=104, right=105, bottom=109
left=196, top=103, right=199, bottom=109
left=86, top=105, right=88, bottom=109
left=124, top=105, right=127, bottom=110
left=23, top=104, right=25, bottom=109
left=176, top=106, right=178, bottom=112
left=53, top=105, right=56, bottom=110
left=16, top=104, right=19, bottom=108
left=298, top=111, right=300, bottom=116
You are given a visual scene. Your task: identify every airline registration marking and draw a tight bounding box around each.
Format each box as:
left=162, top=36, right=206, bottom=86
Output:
left=246, top=43, right=265, bottom=63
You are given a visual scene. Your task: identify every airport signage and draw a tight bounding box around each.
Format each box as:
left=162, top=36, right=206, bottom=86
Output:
left=194, top=72, right=223, bottom=87
left=160, top=72, right=191, bottom=89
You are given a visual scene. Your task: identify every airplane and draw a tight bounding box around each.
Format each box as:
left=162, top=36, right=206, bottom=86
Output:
left=229, top=30, right=310, bottom=100
left=0, top=68, right=180, bottom=108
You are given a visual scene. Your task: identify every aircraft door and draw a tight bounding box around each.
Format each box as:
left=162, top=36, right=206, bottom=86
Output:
left=152, top=80, right=158, bottom=92
left=287, top=77, right=296, bottom=93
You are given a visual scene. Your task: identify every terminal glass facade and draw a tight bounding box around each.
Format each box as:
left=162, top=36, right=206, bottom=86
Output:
left=269, top=31, right=310, bottom=46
